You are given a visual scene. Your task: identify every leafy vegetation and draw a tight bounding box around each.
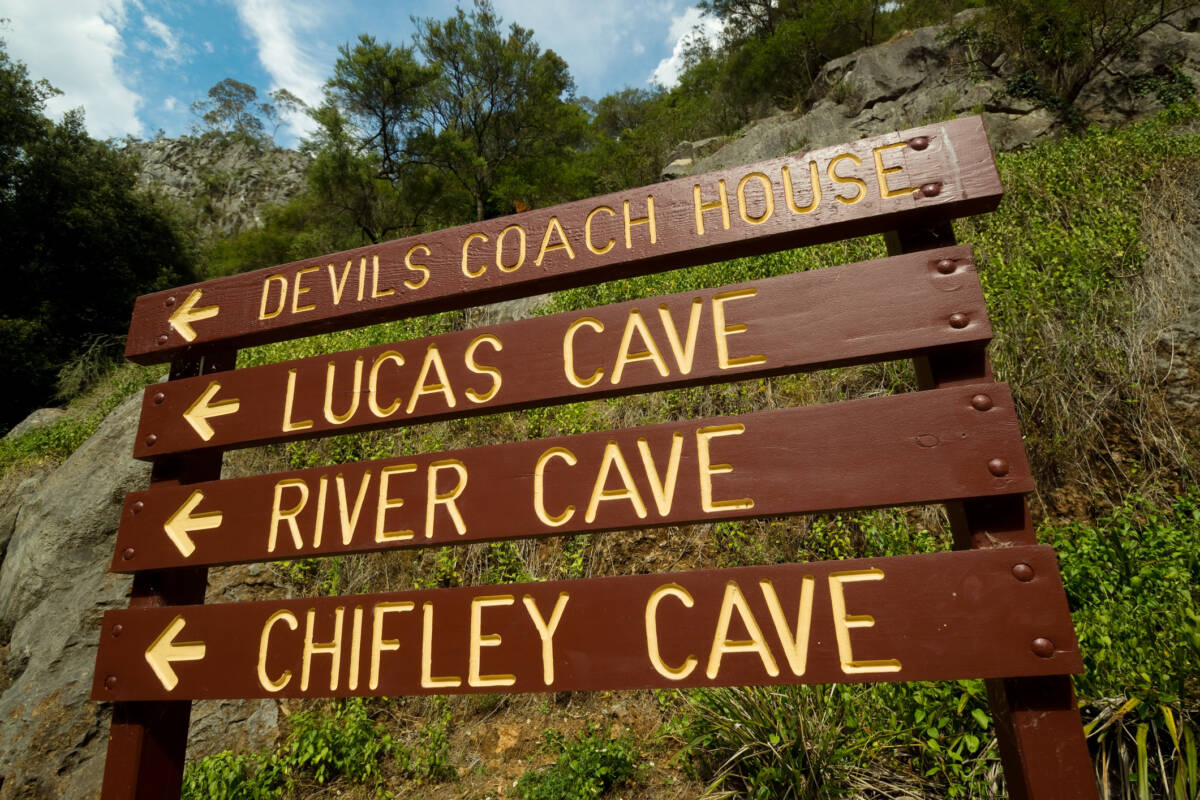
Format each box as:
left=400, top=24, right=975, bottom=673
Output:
left=0, top=40, right=197, bottom=431
left=513, top=727, right=643, bottom=800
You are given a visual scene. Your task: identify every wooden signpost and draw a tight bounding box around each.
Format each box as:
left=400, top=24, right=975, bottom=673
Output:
left=94, top=117, right=1099, bottom=799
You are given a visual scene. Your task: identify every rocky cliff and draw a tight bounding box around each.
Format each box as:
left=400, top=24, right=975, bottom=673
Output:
left=127, top=135, right=310, bottom=241
left=664, top=6, right=1200, bottom=177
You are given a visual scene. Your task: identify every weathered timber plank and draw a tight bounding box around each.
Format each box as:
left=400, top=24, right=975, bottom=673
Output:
left=126, top=117, right=1001, bottom=364
left=114, top=382, right=1031, bottom=572
left=133, top=246, right=987, bottom=458
left=92, top=546, right=1080, bottom=702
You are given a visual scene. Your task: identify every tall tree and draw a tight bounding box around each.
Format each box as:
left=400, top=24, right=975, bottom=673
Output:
left=414, top=0, right=584, bottom=221
left=323, top=34, right=436, bottom=183
left=983, top=0, right=1193, bottom=118
left=0, top=42, right=196, bottom=428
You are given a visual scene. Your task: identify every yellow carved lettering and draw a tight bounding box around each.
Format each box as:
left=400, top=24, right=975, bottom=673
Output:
left=496, top=225, right=526, bottom=272
left=257, top=610, right=298, bottom=692
left=323, top=357, right=364, bottom=424
left=586, top=441, right=647, bottom=523
left=464, top=334, right=502, bottom=404
left=828, top=569, right=902, bottom=674
left=371, top=601, right=414, bottom=690
left=259, top=274, right=287, bottom=320
left=611, top=309, right=669, bottom=384
left=376, top=464, right=417, bottom=542
left=469, top=595, right=517, bottom=687
left=736, top=172, right=775, bottom=225
left=585, top=206, right=616, bottom=255
left=711, top=289, right=766, bottom=369
left=696, top=425, right=754, bottom=512
left=462, top=232, right=489, bottom=278
left=828, top=153, right=866, bottom=204
left=292, top=266, right=318, bottom=313
left=523, top=593, right=570, bottom=686
left=534, top=447, right=577, bottom=527
left=301, top=606, right=344, bottom=692
left=404, top=245, right=431, bottom=289
left=693, top=180, right=730, bottom=235
left=707, top=581, right=778, bottom=679
left=269, top=479, right=308, bottom=553
left=782, top=161, right=821, bottom=214
left=645, top=584, right=697, bottom=679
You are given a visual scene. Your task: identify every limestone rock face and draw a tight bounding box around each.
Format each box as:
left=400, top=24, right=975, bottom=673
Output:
left=0, top=394, right=282, bottom=799
left=127, top=136, right=310, bottom=241
left=677, top=6, right=1200, bottom=177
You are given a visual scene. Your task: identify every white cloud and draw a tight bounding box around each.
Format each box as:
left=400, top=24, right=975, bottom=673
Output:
left=229, top=0, right=327, bottom=140
left=491, top=0, right=677, bottom=98
left=142, top=14, right=185, bottom=64
left=3, top=0, right=144, bottom=139
left=163, top=95, right=178, bottom=111
left=650, top=5, right=723, bottom=88
left=632, top=41, right=645, bottom=56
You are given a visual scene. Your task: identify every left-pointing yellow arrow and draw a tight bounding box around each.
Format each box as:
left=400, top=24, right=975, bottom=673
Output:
left=145, top=616, right=206, bottom=692
left=168, top=289, right=220, bottom=342
left=183, top=381, right=240, bottom=441
left=163, top=490, right=223, bottom=557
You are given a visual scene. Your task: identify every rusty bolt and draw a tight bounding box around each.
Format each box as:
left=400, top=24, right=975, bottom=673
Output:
left=908, top=136, right=930, bottom=151
left=105, top=675, right=118, bottom=690
left=920, top=182, right=942, bottom=197
left=1012, top=563, right=1035, bottom=582
left=144, top=434, right=157, bottom=447
left=165, top=296, right=176, bottom=308
left=1031, top=638, right=1055, bottom=658
left=949, top=313, right=969, bottom=329
left=157, top=334, right=169, bottom=345
left=122, top=547, right=135, bottom=561
left=971, top=394, right=994, bottom=412
left=988, top=458, right=1010, bottom=477
left=132, top=500, right=144, bottom=514
left=112, top=624, right=123, bottom=638
left=153, top=392, right=165, bottom=405
left=936, top=258, right=956, bottom=274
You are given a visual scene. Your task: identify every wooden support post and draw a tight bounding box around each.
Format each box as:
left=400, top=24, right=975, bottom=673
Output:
left=886, top=225, right=1097, bottom=799
left=99, top=350, right=235, bottom=800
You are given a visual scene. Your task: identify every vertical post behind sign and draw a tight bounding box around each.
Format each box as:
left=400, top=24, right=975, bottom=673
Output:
left=886, top=223, right=1097, bottom=800
left=100, top=350, right=235, bottom=800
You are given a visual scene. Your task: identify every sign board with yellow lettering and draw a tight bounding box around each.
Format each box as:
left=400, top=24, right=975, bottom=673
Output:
left=95, top=116, right=1099, bottom=800
left=113, top=382, right=1030, bottom=572
left=131, top=246, right=987, bottom=458
left=94, top=547, right=1078, bottom=701
left=124, top=117, right=1000, bottom=364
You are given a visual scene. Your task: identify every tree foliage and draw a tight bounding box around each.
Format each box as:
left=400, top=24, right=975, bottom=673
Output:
left=413, top=0, right=585, bottom=220
left=0, top=42, right=196, bottom=429
left=981, top=0, right=1194, bottom=119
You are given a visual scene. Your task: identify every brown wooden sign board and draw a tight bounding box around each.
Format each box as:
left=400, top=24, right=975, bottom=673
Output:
left=125, top=117, right=1001, bottom=365
left=133, top=246, right=988, bottom=459
left=114, top=381, right=1031, bottom=573
left=92, top=546, right=1079, bottom=702
left=98, top=116, right=1099, bottom=800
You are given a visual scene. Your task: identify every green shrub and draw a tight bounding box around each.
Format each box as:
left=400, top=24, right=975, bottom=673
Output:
left=183, top=698, right=404, bottom=798
left=514, top=727, right=642, bottom=800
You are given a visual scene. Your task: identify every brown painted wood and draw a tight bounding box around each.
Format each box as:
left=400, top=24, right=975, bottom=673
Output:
left=113, top=381, right=1032, bottom=573
left=887, top=224, right=1098, bottom=799
left=133, top=246, right=989, bottom=459
left=100, top=351, right=234, bottom=800
left=125, top=117, right=1002, bottom=365
left=92, top=546, right=1079, bottom=702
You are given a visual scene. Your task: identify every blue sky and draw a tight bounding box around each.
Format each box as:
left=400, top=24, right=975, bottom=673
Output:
left=2, top=0, right=722, bottom=147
